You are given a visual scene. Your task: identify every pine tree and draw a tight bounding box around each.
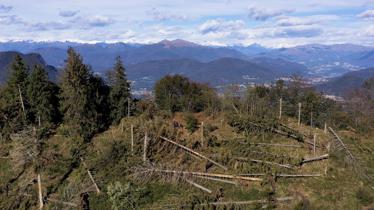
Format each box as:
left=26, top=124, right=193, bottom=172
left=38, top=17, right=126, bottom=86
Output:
left=0, top=55, right=29, bottom=136
left=27, top=65, right=57, bottom=126
left=109, top=56, right=131, bottom=124
left=60, top=48, right=98, bottom=140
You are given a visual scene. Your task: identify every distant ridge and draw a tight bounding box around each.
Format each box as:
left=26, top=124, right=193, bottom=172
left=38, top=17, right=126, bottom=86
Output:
left=0, top=51, right=58, bottom=84
left=316, top=68, right=374, bottom=96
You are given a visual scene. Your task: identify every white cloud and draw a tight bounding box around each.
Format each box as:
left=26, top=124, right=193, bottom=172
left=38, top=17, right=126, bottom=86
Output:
left=0, top=4, right=12, bottom=13
left=276, top=15, right=339, bottom=27
left=247, top=6, right=293, bottom=21
left=357, top=10, right=374, bottom=19
left=59, top=10, right=79, bottom=17
left=363, top=25, right=374, bottom=36
left=199, top=19, right=245, bottom=34
left=147, top=8, right=187, bottom=21
left=71, top=15, right=115, bottom=27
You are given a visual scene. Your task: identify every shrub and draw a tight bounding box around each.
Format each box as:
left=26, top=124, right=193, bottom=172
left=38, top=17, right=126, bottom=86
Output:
left=185, top=113, right=198, bottom=133
left=356, top=187, right=374, bottom=206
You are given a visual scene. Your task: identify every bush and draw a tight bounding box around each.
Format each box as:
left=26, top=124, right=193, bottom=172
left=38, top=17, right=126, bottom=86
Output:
left=185, top=113, right=198, bottom=133
left=356, top=187, right=374, bottom=205
left=107, top=181, right=147, bottom=210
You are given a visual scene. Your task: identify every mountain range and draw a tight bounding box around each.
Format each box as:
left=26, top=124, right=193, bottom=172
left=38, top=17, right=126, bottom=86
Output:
left=0, top=39, right=373, bottom=94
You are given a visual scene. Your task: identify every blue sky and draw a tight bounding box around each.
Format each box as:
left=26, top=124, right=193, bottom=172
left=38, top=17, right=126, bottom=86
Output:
left=0, top=0, right=373, bottom=47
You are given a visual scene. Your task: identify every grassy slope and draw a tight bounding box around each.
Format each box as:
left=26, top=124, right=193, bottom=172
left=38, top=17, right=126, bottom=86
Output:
left=1, top=112, right=374, bottom=209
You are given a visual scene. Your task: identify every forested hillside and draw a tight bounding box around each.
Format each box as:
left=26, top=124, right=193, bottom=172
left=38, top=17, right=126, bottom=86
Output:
left=0, top=49, right=374, bottom=210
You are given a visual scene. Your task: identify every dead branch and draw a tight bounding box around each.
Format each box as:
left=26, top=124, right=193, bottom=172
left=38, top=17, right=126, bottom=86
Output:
left=235, top=157, right=294, bottom=169
left=200, top=196, right=294, bottom=207
left=239, top=173, right=322, bottom=178
left=184, top=179, right=212, bottom=193
left=301, top=154, right=329, bottom=165
left=194, top=175, right=238, bottom=185
left=47, top=198, right=78, bottom=207
left=137, top=168, right=263, bottom=182
left=253, top=143, right=303, bottom=148
left=328, top=127, right=355, bottom=161
left=80, top=157, right=101, bottom=194
left=159, top=136, right=228, bottom=171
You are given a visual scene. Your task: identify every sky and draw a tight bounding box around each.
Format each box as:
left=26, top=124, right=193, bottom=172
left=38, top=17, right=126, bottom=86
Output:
left=0, top=0, right=373, bottom=47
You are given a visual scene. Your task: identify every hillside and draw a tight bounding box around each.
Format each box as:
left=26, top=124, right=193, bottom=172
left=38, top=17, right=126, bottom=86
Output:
left=1, top=112, right=373, bottom=209
left=0, top=51, right=58, bottom=84
left=127, top=57, right=309, bottom=90
left=317, top=68, right=374, bottom=95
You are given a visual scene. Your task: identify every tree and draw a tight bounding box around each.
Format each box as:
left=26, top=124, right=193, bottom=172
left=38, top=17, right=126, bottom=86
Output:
left=60, top=48, right=100, bottom=140
left=0, top=55, right=29, bottom=137
left=154, top=75, right=214, bottom=112
left=27, top=65, right=58, bottom=126
left=108, top=56, right=131, bottom=124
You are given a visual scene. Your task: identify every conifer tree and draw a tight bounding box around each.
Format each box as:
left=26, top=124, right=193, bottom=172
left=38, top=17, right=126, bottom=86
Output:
left=27, top=65, right=57, bottom=126
left=60, top=48, right=98, bottom=140
left=109, top=56, right=131, bottom=124
left=0, top=55, right=29, bottom=135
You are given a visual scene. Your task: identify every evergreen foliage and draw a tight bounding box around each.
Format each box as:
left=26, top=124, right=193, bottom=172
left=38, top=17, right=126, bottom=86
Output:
left=108, top=56, right=131, bottom=124
left=184, top=113, right=198, bottom=133
left=0, top=55, right=29, bottom=137
left=60, top=48, right=106, bottom=140
left=27, top=65, right=59, bottom=126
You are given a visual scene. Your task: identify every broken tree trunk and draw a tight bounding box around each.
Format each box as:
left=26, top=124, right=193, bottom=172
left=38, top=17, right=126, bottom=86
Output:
left=235, top=157, right=294, bottom=169
left=301, top=154, right=329, bottom=165
left=201, top=196, right=294, bottom=207
left=328, top=127, right=355, bottom=161
left=195, top=175, right=238, bottom=185
left=18, top=85, right=26, bottom=119
left=37, top=174, right=43, bottom=210
left=159, top=136, right=228, bottom=171
left=239, top=173, right=322, bottom=178
left=80, top=157, right=100, bottom=194
left=139, top=168, right=263, bottom=182
left=185, top=179, right=212, bottom=193
left=253, top=143, right=303, bottom=148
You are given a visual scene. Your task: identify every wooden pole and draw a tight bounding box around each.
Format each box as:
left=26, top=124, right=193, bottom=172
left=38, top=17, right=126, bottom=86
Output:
left=121, top=121, right=124, bottom=134
left=37, top=174, right=43, bottom=210
left=310, top=112, right=313, bottom=128
left=313, top=133, right=317, bottom=156
left=143, top=132, right=148, bottom=162
left=298, top=103, right=301, bottom=126
left=131, top=124, right=134, bottom=155
left=324, top=123, right=327, bottom=134
left=127, top=98, right=131, bottom=117
left=279, top=98, right=282, bottom=120
left=201, top=121, right=204, bottom=146
left=160, top=136, right=228, bottom=170
left=38, top=115, right=41, bottom=127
